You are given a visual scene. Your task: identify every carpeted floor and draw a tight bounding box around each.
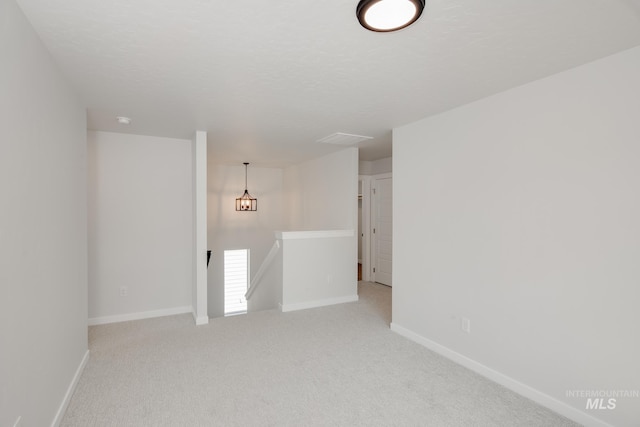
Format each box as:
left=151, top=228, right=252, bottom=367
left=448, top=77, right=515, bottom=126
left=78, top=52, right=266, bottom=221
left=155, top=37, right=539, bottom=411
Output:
left=61, top=282, right=578, bottom=426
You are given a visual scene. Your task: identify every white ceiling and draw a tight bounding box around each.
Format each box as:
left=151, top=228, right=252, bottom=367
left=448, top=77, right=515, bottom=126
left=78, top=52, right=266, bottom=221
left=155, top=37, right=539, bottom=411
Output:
left=16, top=0, right=640, bottom=166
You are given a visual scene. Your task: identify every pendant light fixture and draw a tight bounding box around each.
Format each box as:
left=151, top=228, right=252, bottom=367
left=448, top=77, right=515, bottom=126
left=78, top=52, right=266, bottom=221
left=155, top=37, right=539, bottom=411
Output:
left=356, top=0, right=425, bottom=32
left=235, top=162, right=257, bottom=211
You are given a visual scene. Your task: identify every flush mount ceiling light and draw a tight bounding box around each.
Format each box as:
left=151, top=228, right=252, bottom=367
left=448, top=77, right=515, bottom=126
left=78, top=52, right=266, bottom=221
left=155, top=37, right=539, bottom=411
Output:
left=116, top=116, right=131, bottom=125
left=356, top=0, right=425, bottom=32
left=235, top=162, right=257, bottom=211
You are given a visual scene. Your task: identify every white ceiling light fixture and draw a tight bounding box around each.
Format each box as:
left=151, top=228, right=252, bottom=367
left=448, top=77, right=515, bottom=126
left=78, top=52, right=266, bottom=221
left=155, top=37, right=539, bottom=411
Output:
left=116, top=116, right=131, bottom=125
left=356, top=0, right=425, bottom=32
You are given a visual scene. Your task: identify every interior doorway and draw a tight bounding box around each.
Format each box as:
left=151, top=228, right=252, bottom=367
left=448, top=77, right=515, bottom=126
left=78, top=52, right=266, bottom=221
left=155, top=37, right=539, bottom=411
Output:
left=371, top=174, right=392, bottom=286
left=358, top=173, right=392, bottom=286
left=358, top=176, right=371, bottom=282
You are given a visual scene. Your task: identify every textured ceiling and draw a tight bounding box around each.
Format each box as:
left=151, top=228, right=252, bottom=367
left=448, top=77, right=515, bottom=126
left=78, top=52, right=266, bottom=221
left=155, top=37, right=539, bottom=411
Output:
left=15, top=0, right=640, bottom=166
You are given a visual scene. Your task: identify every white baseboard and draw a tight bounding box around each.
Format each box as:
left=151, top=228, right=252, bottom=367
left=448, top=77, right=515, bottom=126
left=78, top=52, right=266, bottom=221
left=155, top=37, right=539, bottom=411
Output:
left=280, top=294, right=359, bottom=312
left=51, top=349, right=89, bottom=427
left=88, top=306, right=192, bottom=326
left=193, top=314, right=209, bottom=326
left=390, top=323, right=612, bottom=427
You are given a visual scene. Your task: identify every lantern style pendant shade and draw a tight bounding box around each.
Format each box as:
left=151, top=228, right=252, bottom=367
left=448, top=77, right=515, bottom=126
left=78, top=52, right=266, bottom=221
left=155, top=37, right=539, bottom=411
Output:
left=236, top=162, right=257, bottom=211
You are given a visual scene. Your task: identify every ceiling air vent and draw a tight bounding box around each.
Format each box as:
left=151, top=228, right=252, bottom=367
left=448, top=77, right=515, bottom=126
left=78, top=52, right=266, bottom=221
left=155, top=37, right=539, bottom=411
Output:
left=316, top=132, right=373, bottom=146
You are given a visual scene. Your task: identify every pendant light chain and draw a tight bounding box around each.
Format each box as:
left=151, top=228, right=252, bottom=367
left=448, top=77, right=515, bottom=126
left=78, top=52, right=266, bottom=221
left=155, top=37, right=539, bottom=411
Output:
left=244, top=162, right=248, bottom=191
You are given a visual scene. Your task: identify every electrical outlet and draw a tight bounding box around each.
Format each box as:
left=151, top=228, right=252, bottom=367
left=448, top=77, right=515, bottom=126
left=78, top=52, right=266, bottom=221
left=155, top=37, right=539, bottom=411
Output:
left=461, top=317, right=471, bottom=334
left=119, top=286, right=128, bottom=297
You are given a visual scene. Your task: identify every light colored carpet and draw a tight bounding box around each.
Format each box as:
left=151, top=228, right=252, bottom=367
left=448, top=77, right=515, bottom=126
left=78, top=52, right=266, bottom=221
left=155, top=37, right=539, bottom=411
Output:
left=62, top=282, right=579, bottom=426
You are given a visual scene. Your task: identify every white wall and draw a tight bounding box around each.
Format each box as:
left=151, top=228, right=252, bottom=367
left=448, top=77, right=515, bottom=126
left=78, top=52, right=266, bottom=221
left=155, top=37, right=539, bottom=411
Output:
left=280, top=148, right=359, bottom=310
left=0, top=0, right=88, bottom=425
left=284, top=148, right=358, bottom=230
left=207, top=164, right=284, bottom=318
left=280, top=231, right=358, bottom=312
left=359, top=156, right=392, bottom=176
left=88, top=131, right=193, bottom=323
left=393, top=46, right=640, bottom=427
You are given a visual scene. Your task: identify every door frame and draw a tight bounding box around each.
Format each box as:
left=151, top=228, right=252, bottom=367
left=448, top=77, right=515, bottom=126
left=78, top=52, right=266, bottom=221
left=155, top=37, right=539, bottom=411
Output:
left=359, top=176, right=372, bottom=282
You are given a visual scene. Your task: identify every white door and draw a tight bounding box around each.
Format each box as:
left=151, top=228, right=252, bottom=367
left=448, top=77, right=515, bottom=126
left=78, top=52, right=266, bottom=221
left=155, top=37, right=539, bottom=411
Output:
left=372, top=176, right=392, bottom=286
